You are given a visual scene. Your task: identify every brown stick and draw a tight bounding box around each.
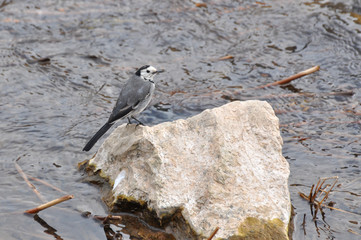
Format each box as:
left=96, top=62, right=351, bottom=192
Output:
left=28, top=176, right=67, bottom=194
left=348, top=229, right=361, bottom=236
left=322, top=204, right=361, bottom=216
left=319, top=177, right=338, bottom=205
left=93, top=215, right=122, bottom=222
left=15, top=159, right=46, bottom=202
left=25, top=195, right=74, bottom=214
left=308, top=184, right=315, bottom=203
left=207, top=227, right=220, bottom=240
left=218, top=55, right=234, bottom=61
left=299, top=192, right=310, bottom=201
left=256, top=65, right=320, bottom=89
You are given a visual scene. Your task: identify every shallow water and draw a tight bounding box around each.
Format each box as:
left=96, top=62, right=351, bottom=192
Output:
left=0, top=0, right=360, bottom=239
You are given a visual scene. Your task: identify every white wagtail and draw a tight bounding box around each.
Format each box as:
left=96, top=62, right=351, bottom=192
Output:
left=83, top=65, right=164, bottom=152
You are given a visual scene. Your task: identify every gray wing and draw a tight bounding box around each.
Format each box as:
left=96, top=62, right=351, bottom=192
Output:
left=108, top=75, right=152, bottom=123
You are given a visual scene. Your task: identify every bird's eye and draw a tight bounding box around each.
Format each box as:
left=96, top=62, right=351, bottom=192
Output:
left=146, top=70, right=150, bottom=73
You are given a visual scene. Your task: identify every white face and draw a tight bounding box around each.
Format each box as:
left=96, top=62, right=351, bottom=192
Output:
left=139, top=66, right=158, bottom=81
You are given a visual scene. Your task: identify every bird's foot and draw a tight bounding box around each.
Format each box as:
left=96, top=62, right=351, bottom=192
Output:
left=126, top=117, right=132, bottom=126
left=131, top=116, right=145, bottom=126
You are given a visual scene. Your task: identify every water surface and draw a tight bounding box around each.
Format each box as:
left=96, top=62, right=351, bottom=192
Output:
left=0, top=0, right=360, bottom=239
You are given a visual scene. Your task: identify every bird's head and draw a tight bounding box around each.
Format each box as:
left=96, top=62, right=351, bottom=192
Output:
left=135, top=65, right=164, bottom=82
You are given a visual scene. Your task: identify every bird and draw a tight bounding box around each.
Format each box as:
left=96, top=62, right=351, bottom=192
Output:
left=83, top=65, right=164, bottom=152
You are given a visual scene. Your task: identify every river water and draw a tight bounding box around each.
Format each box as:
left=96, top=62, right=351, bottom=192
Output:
left=0, top=0, right=360, bottom=239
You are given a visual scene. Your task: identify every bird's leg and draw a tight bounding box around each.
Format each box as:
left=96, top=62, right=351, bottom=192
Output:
left=127, top=117, right=132, bottom=125
left=131, top=116, right=145, bottom=126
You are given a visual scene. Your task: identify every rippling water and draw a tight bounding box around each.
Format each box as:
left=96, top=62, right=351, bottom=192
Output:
left=0, top=0, right=360, bottom=239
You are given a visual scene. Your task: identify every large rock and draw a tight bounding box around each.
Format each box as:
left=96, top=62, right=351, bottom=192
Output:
left=87, top=100, right=291, bottom=239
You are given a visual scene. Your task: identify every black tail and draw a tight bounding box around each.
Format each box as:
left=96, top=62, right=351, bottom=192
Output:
left=83, top=122, right=113, bottom=151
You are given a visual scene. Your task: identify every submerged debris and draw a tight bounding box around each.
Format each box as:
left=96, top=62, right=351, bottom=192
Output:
left=299, top=176, right=338, bottom=219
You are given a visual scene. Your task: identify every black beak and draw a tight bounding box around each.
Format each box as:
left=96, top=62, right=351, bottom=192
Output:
left=155, top=69, right=165, bottom=74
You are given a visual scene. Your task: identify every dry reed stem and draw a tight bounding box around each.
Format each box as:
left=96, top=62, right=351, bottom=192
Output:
left=299, top=176, right=348, bottom=219
left=25, top=195, right=73, bottom=214
left=299, top=192, right=309, bottom=201
left=218, top=55, right=234, bottom=61
left=195, top=3, right=207, bottom=8
left=93, top=215, right=122, bottom=222
left=300, top=177, right=338, bottom=204
left=28, top=176, right=67, bottom=194
left=312, top=179, right=326, bottom=202
left=308, top=184, right=315, bottom=202
left=207, top=227, right=220, bottom=240
left=348, top=229, right=361, bottom=236
left=256, top=65, right=320, bottom=89
left=15, top=159, right=46, bottom=202
left=322, top=204, right=361, bottom=217
left=319, top=178, right=338, bottom=205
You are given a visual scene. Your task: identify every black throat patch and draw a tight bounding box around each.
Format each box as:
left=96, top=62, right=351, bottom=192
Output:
left=135, top=65, right=150, bottom=76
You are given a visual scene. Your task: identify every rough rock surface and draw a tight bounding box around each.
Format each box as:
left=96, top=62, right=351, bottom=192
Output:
left=88, top=100, right=291, bottom=239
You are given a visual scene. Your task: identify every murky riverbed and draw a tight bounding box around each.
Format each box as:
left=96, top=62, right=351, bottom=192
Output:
left=0, top=0, right=360, bottom=239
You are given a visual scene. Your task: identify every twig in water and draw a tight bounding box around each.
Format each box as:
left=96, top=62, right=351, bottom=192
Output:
left=319, top=177, right=338, bottom=205
left=301, top=214, right=306, bottom=235
left=299, top=176, right=339, bottom=219
left=348, top=229, right=361, bottom=236
left=195, top=3, right=207, bottom=8
left=256, top=65, right=320, bottom=89
left=218, top=55, right=234, bottom=61
left=93, top=215, right=122, bottom=225
left=15, top=158, right=46, bottom=202
left=28, top=176, right=67, bottom=194
left=322, top=204, right=361, bottom=217
left=207, top=227, right=220, bottom=240
left=25, top=195, right=73, bottom=214
left=95, top=82, right=106, bottom=95
left=93, top=215, right=122, bottom=221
